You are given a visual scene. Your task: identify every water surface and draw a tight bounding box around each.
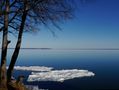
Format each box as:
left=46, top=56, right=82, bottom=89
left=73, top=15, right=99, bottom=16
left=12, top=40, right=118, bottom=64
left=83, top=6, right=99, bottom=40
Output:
left=6, top=49, right=119, bottom=90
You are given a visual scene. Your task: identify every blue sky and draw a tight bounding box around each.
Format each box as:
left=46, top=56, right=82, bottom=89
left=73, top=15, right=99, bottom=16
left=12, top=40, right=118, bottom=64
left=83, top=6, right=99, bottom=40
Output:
left=2, top=0, right=119, bottom=49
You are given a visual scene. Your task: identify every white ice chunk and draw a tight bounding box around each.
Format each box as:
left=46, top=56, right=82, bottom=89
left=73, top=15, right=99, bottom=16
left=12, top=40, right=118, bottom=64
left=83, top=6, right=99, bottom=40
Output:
left=13, top=66, right=53, bottom=72
left=11, top=66, right=95, bottom=82
left=27, top=69, right=95, bottom=82
left=25, top=85, right=48, bottom=90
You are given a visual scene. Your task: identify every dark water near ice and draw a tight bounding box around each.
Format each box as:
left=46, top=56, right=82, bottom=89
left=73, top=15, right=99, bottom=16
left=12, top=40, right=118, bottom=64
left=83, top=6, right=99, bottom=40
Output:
left=6, top=49, right=119, bottom=90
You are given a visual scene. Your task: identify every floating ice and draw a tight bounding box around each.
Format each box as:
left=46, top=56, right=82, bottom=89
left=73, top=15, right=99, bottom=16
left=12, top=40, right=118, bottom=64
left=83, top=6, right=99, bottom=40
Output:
left=27, top=69, right=95, bottom=82
left=12, top=66, right=95, bottom=82
left=25, top=85, right=48, bottom=90
left=13, top=66, right=53, bottom=72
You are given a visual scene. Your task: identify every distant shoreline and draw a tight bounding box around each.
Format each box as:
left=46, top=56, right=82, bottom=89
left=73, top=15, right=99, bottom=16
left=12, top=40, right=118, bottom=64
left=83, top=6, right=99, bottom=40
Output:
left=1, top=48, right=119, bottom=50
left=5, top=48, right=52, bottom=50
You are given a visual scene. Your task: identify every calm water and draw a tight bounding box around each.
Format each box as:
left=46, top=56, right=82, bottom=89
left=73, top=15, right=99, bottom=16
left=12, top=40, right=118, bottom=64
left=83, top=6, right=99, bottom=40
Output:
left=6, top=49, right=119, bottom=90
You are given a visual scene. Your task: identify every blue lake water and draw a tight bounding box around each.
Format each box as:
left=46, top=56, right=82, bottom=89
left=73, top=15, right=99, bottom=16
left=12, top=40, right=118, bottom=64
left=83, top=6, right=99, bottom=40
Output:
left=6, top=49, right=119, bottom=90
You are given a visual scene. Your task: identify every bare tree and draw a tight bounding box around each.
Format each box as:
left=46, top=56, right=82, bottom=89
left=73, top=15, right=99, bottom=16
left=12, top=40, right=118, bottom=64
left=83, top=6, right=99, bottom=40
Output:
left=0, top=0, right=74, bottom=89
left=0, top=0, right=10, bottom=89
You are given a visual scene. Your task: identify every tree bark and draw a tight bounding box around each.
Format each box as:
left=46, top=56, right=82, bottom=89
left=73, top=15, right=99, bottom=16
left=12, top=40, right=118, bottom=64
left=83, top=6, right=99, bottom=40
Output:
left=0, top=0, right=9, bottom=89
left=7, top=0, right=28, bottom=82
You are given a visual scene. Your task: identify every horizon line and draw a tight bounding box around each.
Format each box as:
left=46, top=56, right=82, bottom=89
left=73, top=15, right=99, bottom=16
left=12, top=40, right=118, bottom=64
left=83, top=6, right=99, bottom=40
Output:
left=2, top=48, right=119, bottom=50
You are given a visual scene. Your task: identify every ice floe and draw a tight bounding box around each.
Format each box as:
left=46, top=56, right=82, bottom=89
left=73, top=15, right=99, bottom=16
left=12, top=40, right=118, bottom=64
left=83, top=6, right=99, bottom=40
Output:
left=25, top=85, right=48, bottom=90
left=13, top=66, right=53, bottom=71
left=27, top=69, right=95, bottom=82
left=13, top=66, right=95, bottom=82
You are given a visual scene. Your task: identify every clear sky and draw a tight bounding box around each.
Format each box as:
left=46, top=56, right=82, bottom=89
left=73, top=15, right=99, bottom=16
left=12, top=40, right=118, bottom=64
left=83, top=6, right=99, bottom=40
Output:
left=1, top=0, right=119, bottom=49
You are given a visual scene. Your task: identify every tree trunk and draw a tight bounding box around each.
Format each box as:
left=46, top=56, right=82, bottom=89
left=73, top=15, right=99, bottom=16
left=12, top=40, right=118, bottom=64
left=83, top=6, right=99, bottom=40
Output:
left=0, top=0, right=9, bottom=89
left=7, top=0, right=28, bottom=82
